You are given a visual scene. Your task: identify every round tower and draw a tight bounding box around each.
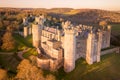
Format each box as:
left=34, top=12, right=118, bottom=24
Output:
left=32, top=24, right=41, bottom=48
left=57, top=30, right=61, bottom=41
left=23, top=26, right=28, bottom=38
left=107, top=25, right=111, bottom=47
left=86, top=32, right=95, bottom=64
left=97, top=31, right=102, bottom=62
left=64, top=28, right=76, bottom=72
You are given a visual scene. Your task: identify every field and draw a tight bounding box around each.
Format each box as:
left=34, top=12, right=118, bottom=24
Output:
left=55, top=53, right=120, bottom=80
left=111, top=24, right=120, bottom=32
left=13, top=34, right=38, bottom=58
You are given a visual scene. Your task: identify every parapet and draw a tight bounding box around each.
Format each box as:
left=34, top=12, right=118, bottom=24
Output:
left=46, top=39, right=61, bottom=49
left=62, top=21, right=72, bottom=29
left=64, top=28, right=76, bottom=35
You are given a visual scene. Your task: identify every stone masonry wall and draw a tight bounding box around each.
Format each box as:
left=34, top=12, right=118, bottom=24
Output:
left=76, top=38, right=87, bottom=60
left=101, top=47, right=120, bottom=56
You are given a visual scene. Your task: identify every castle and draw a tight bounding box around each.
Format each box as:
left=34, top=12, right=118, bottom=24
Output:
left=23, top=15, right=111, bottom=72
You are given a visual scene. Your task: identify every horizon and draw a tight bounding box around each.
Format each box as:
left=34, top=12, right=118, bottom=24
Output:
left=0, top=0, right=120, bottom=11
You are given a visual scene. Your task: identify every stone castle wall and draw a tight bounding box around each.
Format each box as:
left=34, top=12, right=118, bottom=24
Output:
left=101, top=47, right=120, bottom=55
left=76, top=38, right=87, bottom=60
left=101, top=31, right=109, bottom=49
left=41, top=42, right=63, bottom=60
left=41, top=30, right=59, bottom=42
left=101, top=26, right=111, bottom=49
left=37, top=58, right=60, bottom=71
left=37, top=58, right=50, bottom=70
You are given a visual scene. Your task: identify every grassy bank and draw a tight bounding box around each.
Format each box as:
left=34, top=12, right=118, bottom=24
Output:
left=111, top=24, right=120, bottom=32
left=54, top=53, right=120, bottom=80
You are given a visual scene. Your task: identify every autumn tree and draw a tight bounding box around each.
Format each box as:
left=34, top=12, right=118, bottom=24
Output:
left=99, top=20, right=107, bottom=27
left=15, top=59, right=56, bottom=80
left=0, top=21, right=3, bottom=29
left=46, top=74, right=56, bottom=80
left=1, top=32, right=15, bottom=51
left=15, top=59, right=45, bottom=80
left=0, top=69, right=8, bottom=80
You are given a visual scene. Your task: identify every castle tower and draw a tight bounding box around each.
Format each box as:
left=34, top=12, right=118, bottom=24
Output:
left=32, top=24, right=41, bottom=48
left=57, top=30, right=61, bottom=41
left=97, top=31, right=102, bottom=62
left=23, top=18, right=26, bottom=23
left=86, top=32, right=95, bottom=64
left=23, top=17, right=28, bottom=26
left=86, top=31, right=102, bottom=64
left=35, top=16, right=40, bottom=23
left=107, top=25, right=111, bottom=47
left=64, top=28, right=76, bottom=72
left=28, top=27, right=32, bottom=35
left=23, top=27, right=28, bottom=38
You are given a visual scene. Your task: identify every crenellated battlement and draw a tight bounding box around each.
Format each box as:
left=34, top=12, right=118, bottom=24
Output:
left=64, top=28, right=76, bottom=34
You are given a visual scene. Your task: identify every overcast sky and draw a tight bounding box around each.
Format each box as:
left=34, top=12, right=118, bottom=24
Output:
left=0, top=0, right=120, bottom=11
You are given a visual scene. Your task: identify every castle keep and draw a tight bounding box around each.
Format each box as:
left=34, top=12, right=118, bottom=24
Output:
left=23, top=15, right=111, bottom=72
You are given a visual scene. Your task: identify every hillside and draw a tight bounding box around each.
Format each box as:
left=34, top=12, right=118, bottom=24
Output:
left=48, top=9, right=120, bottom=24
left=0, top=8, right=120, bottom=24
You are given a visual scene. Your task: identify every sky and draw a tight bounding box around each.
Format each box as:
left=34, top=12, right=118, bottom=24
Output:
left=0, top=0, right=120, bottom=11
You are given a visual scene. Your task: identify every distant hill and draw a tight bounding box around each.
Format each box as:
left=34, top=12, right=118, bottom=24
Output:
left=48, top=9, right=120, bottom=24
left=0, top=8, right=120, bottom=24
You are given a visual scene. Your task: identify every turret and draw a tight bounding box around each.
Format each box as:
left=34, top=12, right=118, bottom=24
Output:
left=32, top=24, right=41, bottom=48
left=64, top=28, right=76, bottom=72
left=86, top=31, right=102, bottom=64
left=57, top=30, right=61, bottom=41
left=107, top=25, right=111, bottom=47
left=35, top=15, right=46, bottom=29
left=23, top=17, right=28, bottom=26
left=97, top=31, right=102, bottom=62
left=86, top=32, right=94, bottom=64
left=23, top=26, right=28, bottom=38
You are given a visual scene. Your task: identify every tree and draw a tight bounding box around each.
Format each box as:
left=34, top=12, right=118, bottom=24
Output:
left=1, top=32, right=15, bottom=51
left=15, top=59, right=45, bottom=80
left=15, top=59, right=56, bottom=80
left=46, top=74, right=56, bottom=80
left=0, top=21, right=3, bottom=29
left=99, top=20, right=107, bottom=27
left=0, top=69, right=8, bottom=80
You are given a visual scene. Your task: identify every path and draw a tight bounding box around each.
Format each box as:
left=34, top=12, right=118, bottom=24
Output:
left=17, top=48, right=29, bottom=60
left=0, top=52, right=14, bottom=55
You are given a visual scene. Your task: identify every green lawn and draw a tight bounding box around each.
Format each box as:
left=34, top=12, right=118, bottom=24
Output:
left=13, top=34, right=38, bottom=58
left=22, top=48, right=38, bottom=58
left=54, top=53, right=120, bottom=80
left=111, top=24, right=120, bottom=32
left=13, top=34, right=33, bottom=49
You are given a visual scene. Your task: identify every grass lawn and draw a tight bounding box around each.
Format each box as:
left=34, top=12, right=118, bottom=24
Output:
left=22, top=48, right=38, bottom=58
left=111, top=24, right=120, bottom=32
left=13, top=34, right=33, bottom=49
left=54, top=53, right=120, bottom=80
left=13, top=34, right=38, bottom=58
